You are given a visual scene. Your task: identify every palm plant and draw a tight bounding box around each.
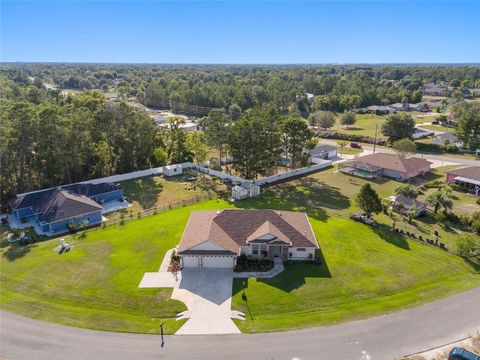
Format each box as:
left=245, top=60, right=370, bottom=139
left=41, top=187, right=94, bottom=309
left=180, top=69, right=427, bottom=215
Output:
left=394, top=184, right=419, bottom=199
left=426, top=190, right=453, bottom=214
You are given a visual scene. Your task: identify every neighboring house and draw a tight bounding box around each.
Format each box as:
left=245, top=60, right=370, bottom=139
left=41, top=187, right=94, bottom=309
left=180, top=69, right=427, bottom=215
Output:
left=387, top=195, right=426, bottom=217
left=363, top=105, right=395, bottom=114
left=339, top=153, right=432, bottom=181
left=163, top=164, right=183, bottom=177
left=431, top=133, right=463, bottom=148
left=232, top=182, right=260, bottom=200
left=423, top=83, right=448, bottom=96
left=9, top=183, right=123, bottom=235
left=177, top=209, right=319, bottom=268
left=309, top=144, right=338, bottom=161
left=389, top=103, right=407, bottom=112
left=413, top=128, right=433, bottom=139
left=305, top=93, right=315, bottom=103
left=469, top=88, right=480, bottom=97
left=446, top=166, right=480, bottom=196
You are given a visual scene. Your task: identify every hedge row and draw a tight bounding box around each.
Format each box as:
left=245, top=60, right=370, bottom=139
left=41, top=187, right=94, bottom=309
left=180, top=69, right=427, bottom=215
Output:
left=317, top=131, right=387, bottom=146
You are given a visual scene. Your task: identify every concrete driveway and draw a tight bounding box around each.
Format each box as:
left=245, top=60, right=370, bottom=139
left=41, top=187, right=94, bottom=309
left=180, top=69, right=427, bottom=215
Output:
left=172, top=268, right=241, bottom=335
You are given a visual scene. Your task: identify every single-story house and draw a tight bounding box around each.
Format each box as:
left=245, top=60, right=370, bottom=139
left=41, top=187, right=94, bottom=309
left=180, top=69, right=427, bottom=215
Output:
left=339, top=153, right=432, bottom=181
left=423, top=83, right=448, bottom=97
left=387, top=195, right=426, bottom=217
left=431, top=133, right=463, bottom=148
left=9, top=183, right=123, bottom=235
left=177, top=209, right=319, bottom=268
left=163, top=164, right=183, bottom=177
left=363, top=105, right=395, bottom=115
left=412, top=128, right=434, bottom=139
left=309, top=144, right=338, bottom=161
left=232, top=182, right=260, bottom=200
left=446, top=166, right=480, bottom=196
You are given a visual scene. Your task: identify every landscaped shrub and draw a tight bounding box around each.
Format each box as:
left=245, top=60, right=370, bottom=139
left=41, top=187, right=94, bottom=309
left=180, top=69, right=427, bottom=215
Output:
left=448, top=183, right=469, bottom=193
left=425, top=180, right=444, bottom=189
left=416, top=142, right=459, bottom=154
left=234, top=254, right=274, bottom=272
left=433, top=212, right=446, bottom=223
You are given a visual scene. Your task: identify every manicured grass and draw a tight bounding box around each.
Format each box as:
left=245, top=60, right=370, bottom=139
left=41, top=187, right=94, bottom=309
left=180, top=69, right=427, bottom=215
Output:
left=0, top=199, right=232, bottom=334
left=231, top=169, right=480, bottom=332
left=331, top=114, right=386, bottom=138
left=232, top=217, right=479, bottom=333
left=1, top=168, right=478, bottom=335
left=338, top=147, right=363, bottom=156
left=107, top=172, right=226, bottom=222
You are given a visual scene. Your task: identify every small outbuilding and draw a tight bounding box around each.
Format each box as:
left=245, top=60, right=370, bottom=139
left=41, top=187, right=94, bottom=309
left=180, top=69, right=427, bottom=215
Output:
left=163, top=164, right=183, bottom=177
left=232, top=182, right=260, bottom=200
left=309, top=144, right=338, bottom=161
left=387, top=195, right=426, bottom=217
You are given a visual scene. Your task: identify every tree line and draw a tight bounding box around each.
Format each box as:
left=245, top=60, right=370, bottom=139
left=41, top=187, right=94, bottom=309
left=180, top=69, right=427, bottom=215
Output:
left=3, top=64, right=479, bottom=117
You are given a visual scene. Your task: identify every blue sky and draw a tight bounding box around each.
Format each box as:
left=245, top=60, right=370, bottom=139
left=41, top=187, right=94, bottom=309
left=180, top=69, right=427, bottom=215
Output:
left=1, top=1, right=479, bottom=63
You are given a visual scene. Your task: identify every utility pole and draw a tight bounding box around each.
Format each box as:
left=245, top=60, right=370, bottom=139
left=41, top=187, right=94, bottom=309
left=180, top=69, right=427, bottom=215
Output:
left=373, top=123, right=378, bottom=154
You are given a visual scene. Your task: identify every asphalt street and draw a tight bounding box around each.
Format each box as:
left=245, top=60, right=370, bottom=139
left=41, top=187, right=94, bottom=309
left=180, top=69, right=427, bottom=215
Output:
left=1, top=287, right=479, bottom=360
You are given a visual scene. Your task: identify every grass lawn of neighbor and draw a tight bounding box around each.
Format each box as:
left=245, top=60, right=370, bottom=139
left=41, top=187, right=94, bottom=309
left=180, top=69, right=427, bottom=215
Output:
left=1, top=167, right=479, bottom=334
left=331, top=114, right=386, bottom=138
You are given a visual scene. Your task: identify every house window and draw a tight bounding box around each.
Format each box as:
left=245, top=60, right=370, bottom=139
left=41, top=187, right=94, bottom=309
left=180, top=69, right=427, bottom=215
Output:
left=252, top=244, right=259, bottom=255
left=297, top=248, right=306, bottom=252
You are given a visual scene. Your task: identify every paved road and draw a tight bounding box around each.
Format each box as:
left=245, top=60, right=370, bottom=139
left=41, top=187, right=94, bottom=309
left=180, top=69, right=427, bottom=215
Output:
left=1, top=287, right=479, bottom=360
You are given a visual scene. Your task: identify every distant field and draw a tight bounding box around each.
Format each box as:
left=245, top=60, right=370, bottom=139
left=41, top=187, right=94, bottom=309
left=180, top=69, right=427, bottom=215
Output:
left=331, top=114, right=386, bottom=138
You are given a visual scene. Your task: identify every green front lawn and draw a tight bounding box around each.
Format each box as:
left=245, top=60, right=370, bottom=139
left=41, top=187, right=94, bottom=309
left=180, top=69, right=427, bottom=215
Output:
left=231, top=217, right=478, bottom=333
left=0, top=199, right=232, bottom=334
left=1, top=167, right=478, bottom=334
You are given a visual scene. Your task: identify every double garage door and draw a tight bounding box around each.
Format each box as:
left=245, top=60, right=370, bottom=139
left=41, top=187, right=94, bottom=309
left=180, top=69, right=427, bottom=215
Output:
left=182, top=255, right=235, bottom=268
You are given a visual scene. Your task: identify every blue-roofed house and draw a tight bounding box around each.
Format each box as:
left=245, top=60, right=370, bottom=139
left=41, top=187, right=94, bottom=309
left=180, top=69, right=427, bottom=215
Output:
left=9, top=183, right=124, bottom=236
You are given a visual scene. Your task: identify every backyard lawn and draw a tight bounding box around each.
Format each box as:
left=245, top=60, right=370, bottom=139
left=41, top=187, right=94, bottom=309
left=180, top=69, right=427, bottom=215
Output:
left=1, top=167, right=478, bottom=334
left=106, top=171, right=226, bottom=221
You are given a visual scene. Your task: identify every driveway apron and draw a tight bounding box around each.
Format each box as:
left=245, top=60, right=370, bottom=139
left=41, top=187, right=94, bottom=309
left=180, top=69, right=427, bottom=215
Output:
left=173, top=268, right=241, bottom=335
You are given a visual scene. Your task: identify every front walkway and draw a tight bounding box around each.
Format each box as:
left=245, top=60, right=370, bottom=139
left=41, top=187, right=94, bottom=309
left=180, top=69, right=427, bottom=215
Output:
left=138, top=249, right=180, bottom=288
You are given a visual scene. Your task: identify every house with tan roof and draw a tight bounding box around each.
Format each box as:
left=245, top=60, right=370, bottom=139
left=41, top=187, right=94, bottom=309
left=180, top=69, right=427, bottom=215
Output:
left=446, top=166, right=480, bottom=196
left=339, top=153, right=432, bottom=181
left=178, top=209, right=319, bottom=268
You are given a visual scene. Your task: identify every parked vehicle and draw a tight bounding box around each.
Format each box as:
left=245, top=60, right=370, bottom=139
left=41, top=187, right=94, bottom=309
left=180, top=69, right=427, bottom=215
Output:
left=350, top=142, right=362, bottom=149
left=222, top=178, right=232, bottom=185
left=448, top=347, right=480, bottom=360
left=186, top=176, right=197, bottom=182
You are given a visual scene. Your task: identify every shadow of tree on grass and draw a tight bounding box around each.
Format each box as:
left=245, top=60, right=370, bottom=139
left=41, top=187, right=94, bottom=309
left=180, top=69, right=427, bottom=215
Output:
left=372, top=223, right=410, bottom=250
left=234, top=177, right=350, bottom=223
left=2, top=243, right=37, bottom=261
left=120, top=176, right=164, bottom=209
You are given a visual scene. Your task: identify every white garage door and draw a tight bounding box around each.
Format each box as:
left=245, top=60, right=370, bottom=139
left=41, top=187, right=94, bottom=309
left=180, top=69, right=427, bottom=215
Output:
left=201, top=255, right=234, bottom=268
left=182, top=256, right=200, bottom=268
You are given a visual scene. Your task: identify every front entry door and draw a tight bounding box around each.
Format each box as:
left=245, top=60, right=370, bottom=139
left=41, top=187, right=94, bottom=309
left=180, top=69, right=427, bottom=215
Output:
left=270, top=245, right=282, bottom=257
